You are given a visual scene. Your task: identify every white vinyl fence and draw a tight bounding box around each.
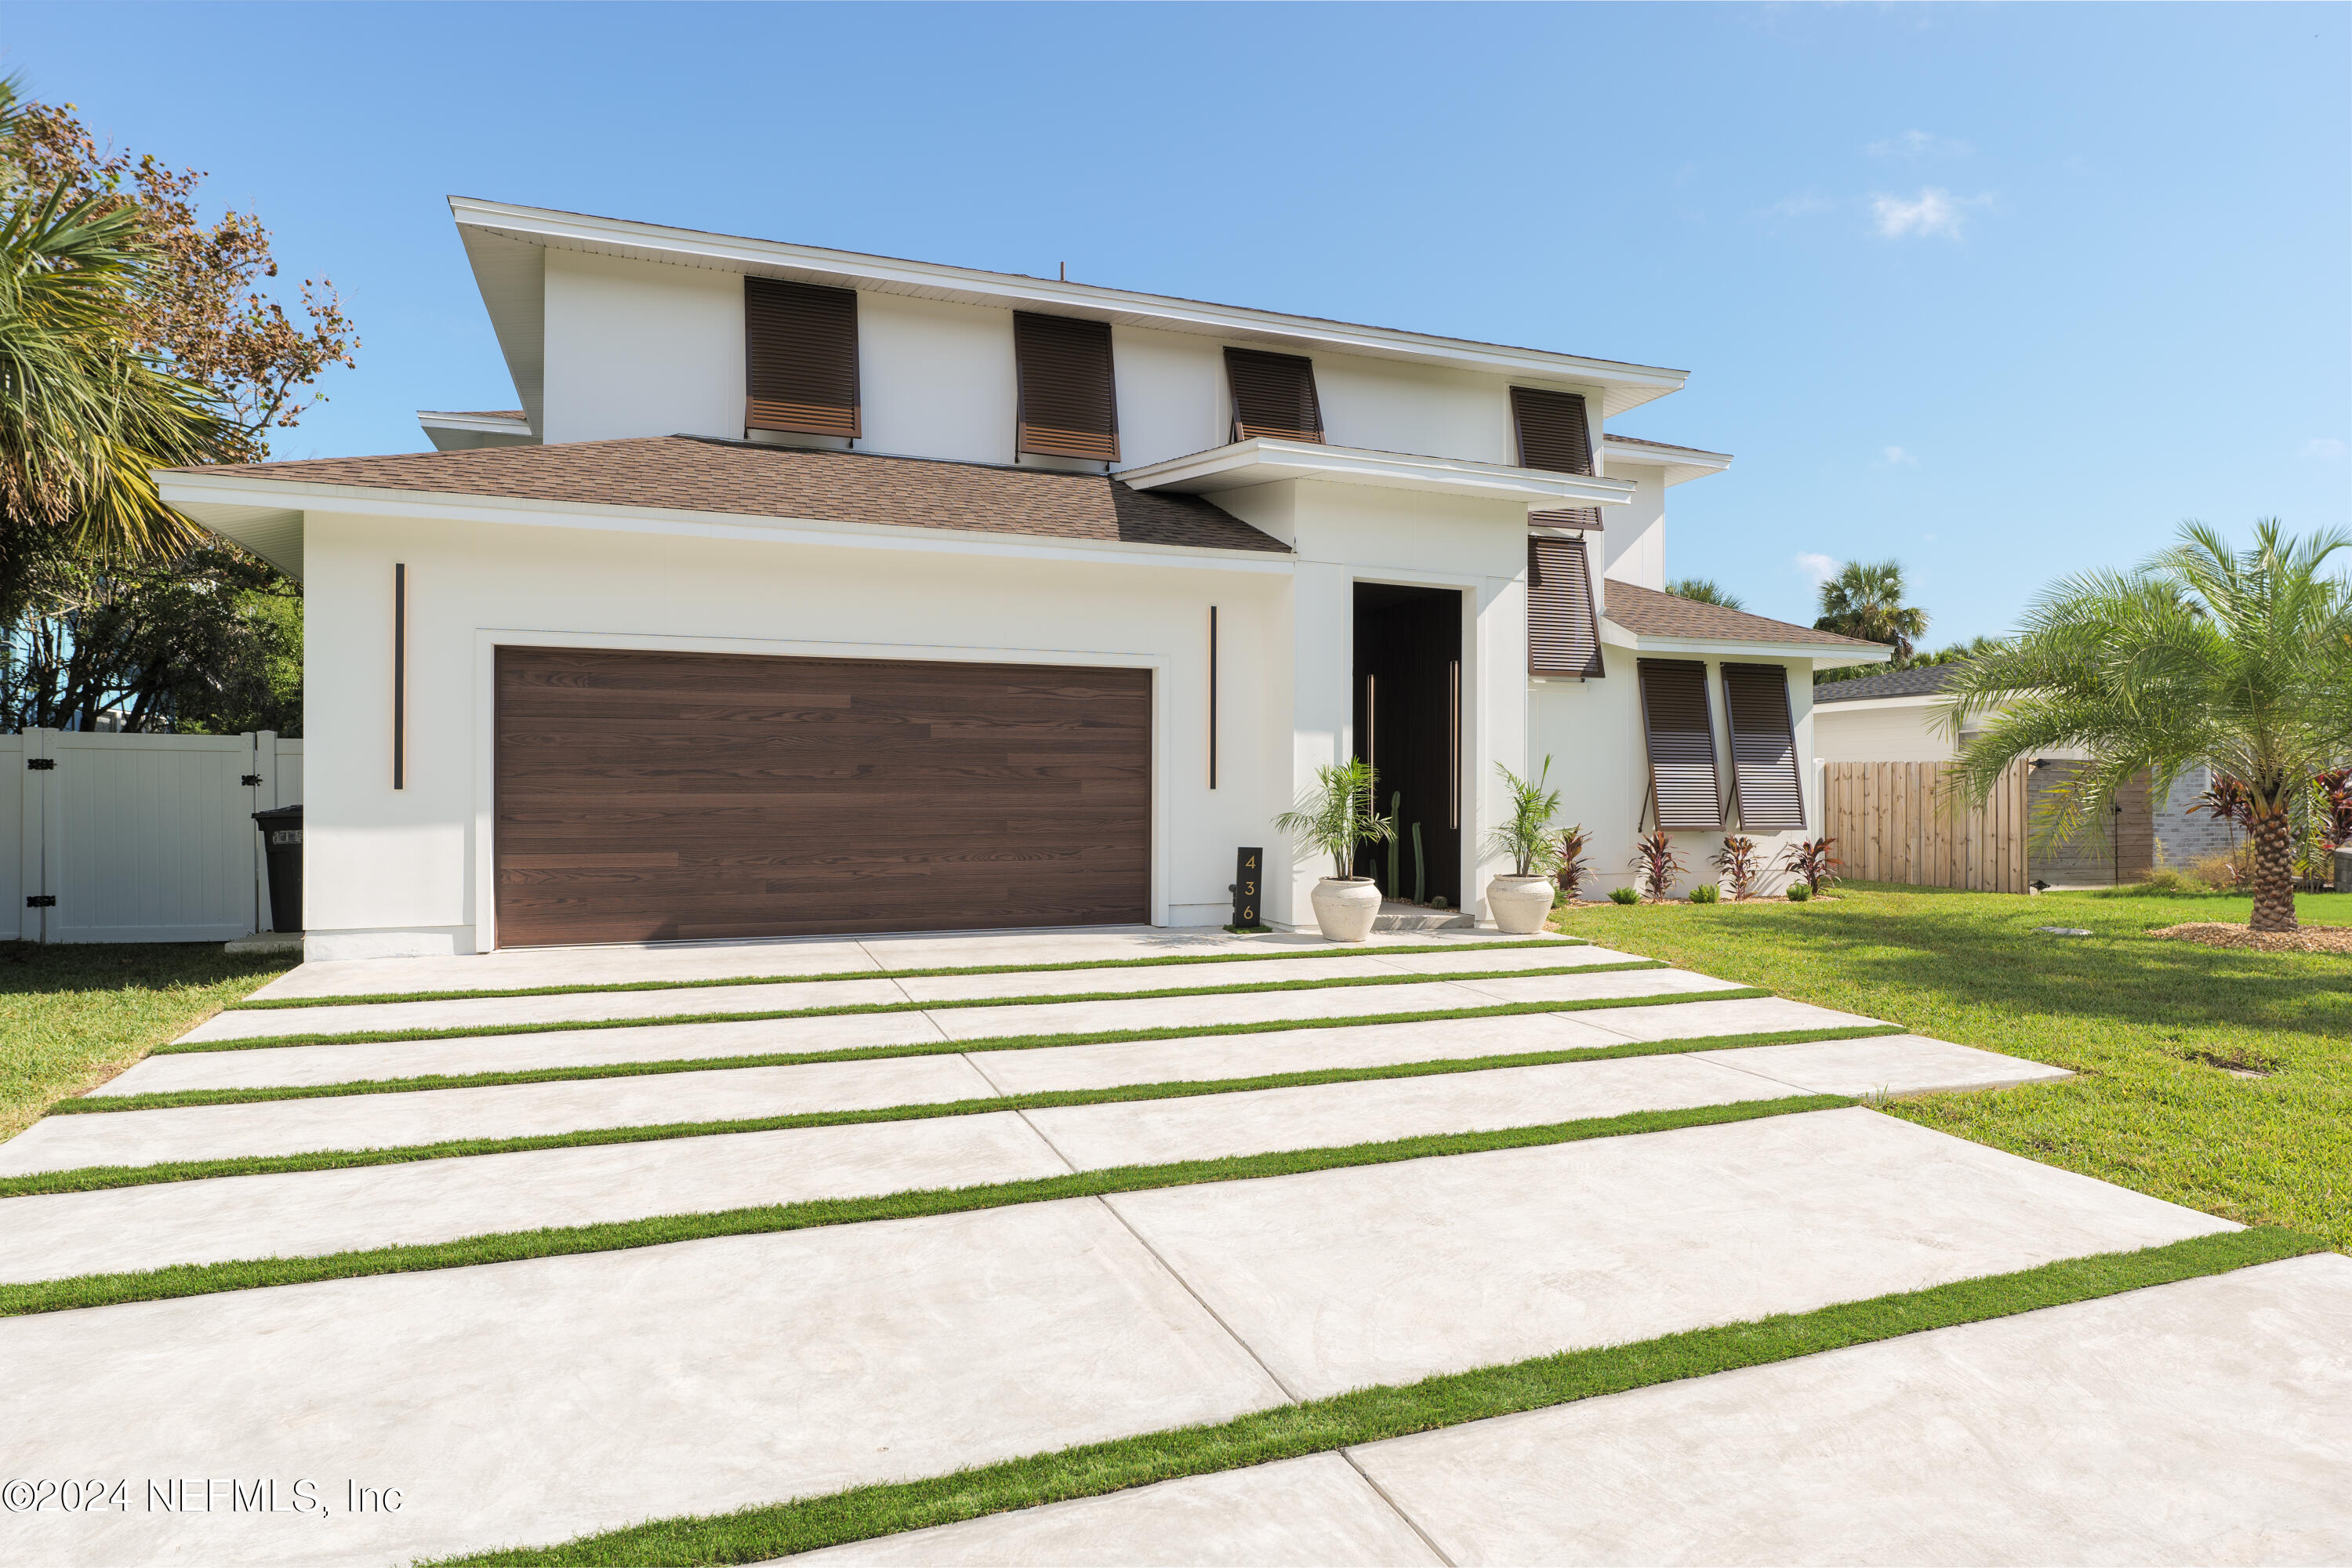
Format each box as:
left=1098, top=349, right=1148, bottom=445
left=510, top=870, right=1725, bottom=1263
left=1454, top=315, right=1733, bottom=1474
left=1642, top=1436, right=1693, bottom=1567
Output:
left=2, top=729, right=303, bottom=943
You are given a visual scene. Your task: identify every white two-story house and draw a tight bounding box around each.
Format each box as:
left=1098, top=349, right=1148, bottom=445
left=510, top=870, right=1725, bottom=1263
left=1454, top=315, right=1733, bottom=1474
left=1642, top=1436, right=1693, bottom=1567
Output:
left=158, top=198, right=1882, bottom=960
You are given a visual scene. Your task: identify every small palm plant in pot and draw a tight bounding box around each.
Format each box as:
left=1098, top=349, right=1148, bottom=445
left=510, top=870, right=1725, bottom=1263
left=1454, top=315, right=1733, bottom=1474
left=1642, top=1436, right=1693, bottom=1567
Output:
left=1483, top=757, right=1566, bottom=934
left=1274, top=759, right=1396, bottom=942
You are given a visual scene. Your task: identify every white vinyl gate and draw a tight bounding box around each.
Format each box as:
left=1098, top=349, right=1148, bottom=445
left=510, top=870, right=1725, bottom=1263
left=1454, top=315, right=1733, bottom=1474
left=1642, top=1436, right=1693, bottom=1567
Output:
left=2, top=729, right=304, bottom=943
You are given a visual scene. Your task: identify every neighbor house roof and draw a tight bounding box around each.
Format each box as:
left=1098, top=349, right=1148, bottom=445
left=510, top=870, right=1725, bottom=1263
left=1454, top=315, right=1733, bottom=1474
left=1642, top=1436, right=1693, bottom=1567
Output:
left=1811, top=663, right=1964, bottom=702
left=164, top=435, right=1293, bottom=554
left=1601, top=580, right=1886, bottom=650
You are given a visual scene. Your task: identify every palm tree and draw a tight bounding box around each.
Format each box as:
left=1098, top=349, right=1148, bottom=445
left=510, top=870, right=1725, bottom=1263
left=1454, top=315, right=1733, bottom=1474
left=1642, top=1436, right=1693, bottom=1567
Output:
left=0, top=76, right=225, bottom=564
left=1814, top=559, right=1929, bottom=659
left=1946, top=521, right=2352, bottom=932
left=1666, top=577, right=1744, bottom=610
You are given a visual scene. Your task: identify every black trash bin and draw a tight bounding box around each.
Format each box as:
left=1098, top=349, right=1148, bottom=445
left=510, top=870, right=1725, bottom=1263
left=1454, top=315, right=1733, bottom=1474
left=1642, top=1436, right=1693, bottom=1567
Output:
left=252, top=804, right=303, bottom=933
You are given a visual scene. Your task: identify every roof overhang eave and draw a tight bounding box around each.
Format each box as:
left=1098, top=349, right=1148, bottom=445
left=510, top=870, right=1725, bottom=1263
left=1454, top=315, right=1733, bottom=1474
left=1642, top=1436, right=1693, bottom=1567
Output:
left=1598, top=620, right=1891, bottom=667
left=1119, top=439, right=1637, bottom=507
left=448, top=196, right=1690, bottom=417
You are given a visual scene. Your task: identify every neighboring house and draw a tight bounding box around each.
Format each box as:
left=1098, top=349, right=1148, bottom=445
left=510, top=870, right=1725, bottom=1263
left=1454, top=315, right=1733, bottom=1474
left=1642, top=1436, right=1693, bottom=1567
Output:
left=1812, top=663, right=2234, bottom=882
left=157, top=198, right=1882, bottom=960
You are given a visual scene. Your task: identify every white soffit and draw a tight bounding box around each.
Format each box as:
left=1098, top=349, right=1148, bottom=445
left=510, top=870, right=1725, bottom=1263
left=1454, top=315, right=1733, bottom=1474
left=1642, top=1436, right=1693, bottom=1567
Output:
left=417, top=411, right=538, bottom=452
left=169, top=499, right=305, bottom=579
left=451, top=196, right=1690, bottom=426
left=1598, top=435, right=1733, bottom=488
left=1117, top=439, right=1637, bottom=506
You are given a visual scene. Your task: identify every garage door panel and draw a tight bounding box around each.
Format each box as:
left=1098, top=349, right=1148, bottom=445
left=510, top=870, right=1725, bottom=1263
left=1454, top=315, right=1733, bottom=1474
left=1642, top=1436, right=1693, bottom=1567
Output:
left=495, top=648, right=1150, bottom=946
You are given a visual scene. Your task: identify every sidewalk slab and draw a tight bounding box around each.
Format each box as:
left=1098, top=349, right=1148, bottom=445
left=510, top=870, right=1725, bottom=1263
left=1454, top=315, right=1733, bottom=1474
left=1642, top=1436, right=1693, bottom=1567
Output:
left=0, top=1054, right=1004, bottom=1178
left=1700, top=1035, right=2073, bottom=1098
left=0, top=1112, right=1067, bottom=1286
left=795, top=1454, right=1441, bottom=1566
left=1573, top=995, right=1887, bottom=1042
left=1349, top=1253, right=2352, bottom=1566
left=181, top=975, right=917, bottom=1045
left=1439, top=970, right=1744, bottom=1005
left=98, top=1011, right=949, bottom=1097
left=0, top=1200, right=1290, bottom=1568
left=973, top=1013, right=1639, bottom=1096
left=249, top=934, right=884, bottom=1002
left=1027, top=1054, right=1796, bottom=1171
left=1105, top=1109, right=2234, bottom=1400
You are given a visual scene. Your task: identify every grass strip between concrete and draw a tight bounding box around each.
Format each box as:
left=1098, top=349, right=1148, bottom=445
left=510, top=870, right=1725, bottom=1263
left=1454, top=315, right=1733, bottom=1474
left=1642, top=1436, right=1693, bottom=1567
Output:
left=66, top=985, right=1769, bottom=1113
left=0, top=1022, right=1896, bottom=1196
left=423, top=1225, right=2327, bottom=1567
left=172, top=960, right=1663, bottom=1054
left=0, top=1093, right=1849, bottom=1317
left=227, top=938, right=1588, bottom=1011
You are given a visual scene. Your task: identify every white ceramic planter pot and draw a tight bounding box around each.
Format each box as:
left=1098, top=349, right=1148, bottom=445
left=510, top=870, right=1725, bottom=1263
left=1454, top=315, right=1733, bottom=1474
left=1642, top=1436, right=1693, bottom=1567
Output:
left=1309, top=877, right=1383, bottom=942
left=1486, top=874, right=1558, bottom=935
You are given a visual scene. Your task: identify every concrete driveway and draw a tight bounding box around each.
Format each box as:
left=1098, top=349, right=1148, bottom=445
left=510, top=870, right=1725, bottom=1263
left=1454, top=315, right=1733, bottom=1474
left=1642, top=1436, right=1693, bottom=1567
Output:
left=1, top=926, right=2343, bottom=1566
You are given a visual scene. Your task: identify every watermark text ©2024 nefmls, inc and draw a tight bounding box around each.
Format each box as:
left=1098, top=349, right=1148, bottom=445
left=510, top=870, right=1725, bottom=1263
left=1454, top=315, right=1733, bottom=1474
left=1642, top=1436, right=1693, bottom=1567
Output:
left=4, top=1476, right=403, bottom=1515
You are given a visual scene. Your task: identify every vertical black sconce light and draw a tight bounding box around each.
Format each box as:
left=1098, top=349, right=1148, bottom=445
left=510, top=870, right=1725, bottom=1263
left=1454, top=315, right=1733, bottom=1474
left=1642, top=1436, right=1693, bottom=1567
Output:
left=392, top=563, right=407, bottom=790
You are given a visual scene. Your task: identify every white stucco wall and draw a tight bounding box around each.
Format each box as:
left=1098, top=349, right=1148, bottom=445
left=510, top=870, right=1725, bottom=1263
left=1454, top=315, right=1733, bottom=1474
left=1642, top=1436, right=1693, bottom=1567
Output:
left=1597, top=465, right=1667, bottom=590
left=1533, top=648, right=1817, bottom=900
left=1810, top=699, right=1958, bottom=764
left=540, top=250, right=742, bottom=445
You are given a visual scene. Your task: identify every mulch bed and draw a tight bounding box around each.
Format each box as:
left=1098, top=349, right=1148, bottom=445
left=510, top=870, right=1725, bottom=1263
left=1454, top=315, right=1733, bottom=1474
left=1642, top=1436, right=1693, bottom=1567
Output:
left=2151, top=922, right=2352, bottom=956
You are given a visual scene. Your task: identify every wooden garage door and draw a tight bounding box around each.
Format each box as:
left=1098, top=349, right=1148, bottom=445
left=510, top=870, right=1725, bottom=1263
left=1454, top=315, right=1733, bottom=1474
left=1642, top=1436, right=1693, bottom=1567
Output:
left=495, top=647, right=1151, bottom=946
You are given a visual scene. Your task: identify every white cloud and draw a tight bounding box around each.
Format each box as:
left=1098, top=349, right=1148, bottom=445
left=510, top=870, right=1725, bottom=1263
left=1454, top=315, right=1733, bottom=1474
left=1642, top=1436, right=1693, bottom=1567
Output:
left=1871, top=187, right=1991, bottom=239
left=1881, top=445, right=1918, bottom=466
left=1795, top=552, right=1840, bottom=586
left=1867, top=130, right=1973, bottom=159
left=2306, top=437, right=2347, bottom=460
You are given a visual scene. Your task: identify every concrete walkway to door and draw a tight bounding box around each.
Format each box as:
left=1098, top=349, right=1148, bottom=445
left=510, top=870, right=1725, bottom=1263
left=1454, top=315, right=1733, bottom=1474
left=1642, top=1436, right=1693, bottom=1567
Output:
left=2, top=925, right=2345, bottom=1566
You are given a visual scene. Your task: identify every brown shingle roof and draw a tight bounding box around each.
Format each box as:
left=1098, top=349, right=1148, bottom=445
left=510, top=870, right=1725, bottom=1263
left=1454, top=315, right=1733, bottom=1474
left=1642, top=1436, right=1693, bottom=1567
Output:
left=1602, top=580, right=1885, bottom=650
left=176, top=436, right=1291, bottom=554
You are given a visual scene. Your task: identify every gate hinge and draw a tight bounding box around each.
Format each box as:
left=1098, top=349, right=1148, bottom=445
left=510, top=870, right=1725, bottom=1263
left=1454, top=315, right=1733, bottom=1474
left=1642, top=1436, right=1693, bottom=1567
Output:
left=26, top=757, right=56, bottom=771
left=241, top=774, right=263, bottom=787
left=26, top=895, right=56, bottom=908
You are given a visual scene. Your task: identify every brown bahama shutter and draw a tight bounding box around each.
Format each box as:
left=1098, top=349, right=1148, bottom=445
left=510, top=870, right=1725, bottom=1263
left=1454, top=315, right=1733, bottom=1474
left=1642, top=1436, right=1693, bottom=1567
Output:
left=746, top=278, right=860, bottom=439
left=1721, top=663, right=1807, bottom=831
left=1014, top=313, right=1120, bottom=462
left=1527, top=535, right=1605, bottom=679
left=1225, top=347, right=1324, bottom=442
left=1511, top=385, right=1599, bottom=532
left=1637, top=658, right=1726, bottom=830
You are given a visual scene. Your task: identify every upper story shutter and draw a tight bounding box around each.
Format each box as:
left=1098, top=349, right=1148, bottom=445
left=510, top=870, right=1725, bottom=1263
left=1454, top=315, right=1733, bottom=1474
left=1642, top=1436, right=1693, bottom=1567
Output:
left=1636, top=658, right=1726, bottom=830
left=1511, top=385, right=1598, bottom=532
left=1527, top=535, right=1605, bottom=679
left=1014, top=313, right=1120, bottom=462
left=1225, top=347, right=1324, bottom=443
left=746, top=278, right=860, bottom=439
left=1721, top=663, right=1807, bottom=832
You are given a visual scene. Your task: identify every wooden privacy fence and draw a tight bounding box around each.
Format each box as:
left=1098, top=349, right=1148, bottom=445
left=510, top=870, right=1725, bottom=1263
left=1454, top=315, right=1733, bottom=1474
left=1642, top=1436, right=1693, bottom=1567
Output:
left=1822, top=760, right=2031, bottom=894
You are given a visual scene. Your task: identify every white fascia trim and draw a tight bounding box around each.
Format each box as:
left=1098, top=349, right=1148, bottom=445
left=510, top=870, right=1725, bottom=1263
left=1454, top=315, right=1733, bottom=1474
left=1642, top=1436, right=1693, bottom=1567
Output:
left=417, top=411, right=534, bottom=436
left=1117, top=438, right=1637, bottom=506
left=152, top=474, right=1298, bottom=575
left=1811, top=692, right=1952, bottom=713
left=1597, top=437, right=1733, bottom=488
left=448, top=197, right=1690, bottom=415
left=1599, top=620, right=1890, bottom=666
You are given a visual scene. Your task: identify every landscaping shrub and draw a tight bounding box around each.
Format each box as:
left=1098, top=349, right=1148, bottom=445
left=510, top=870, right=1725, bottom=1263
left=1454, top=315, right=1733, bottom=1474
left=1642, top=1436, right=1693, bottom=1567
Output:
left=1689, top=884, right=1719, bottom=904
left=1555, top=825, right=1592, bottom=902
left=1608, top=885, right=1640, bottom=906
left=1777, top=836, right=1840, bottom=895
left=1786, top=882, right=1812, bottom=902
left=1631, top=830, right=1685, bottom=902
left=1714, top=835, right=1761, bottom=900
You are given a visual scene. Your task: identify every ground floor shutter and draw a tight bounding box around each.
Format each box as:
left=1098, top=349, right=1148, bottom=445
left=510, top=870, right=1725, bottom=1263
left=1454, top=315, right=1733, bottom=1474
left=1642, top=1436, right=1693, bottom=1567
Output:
left=1527, top=535, right=1604, bottom=679
left=1721, top=663, right=1806, bottom=831
left=1636, top=658, right=1725, bottom=830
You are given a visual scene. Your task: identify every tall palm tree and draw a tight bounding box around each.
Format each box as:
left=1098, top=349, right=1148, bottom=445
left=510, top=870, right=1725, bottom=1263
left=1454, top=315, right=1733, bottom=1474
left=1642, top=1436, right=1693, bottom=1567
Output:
left=1946, top=521, right=2352, bottom=932
left=0, top=76, right=224, bottom=564
left=1814, top=559, right=1929, bottom=659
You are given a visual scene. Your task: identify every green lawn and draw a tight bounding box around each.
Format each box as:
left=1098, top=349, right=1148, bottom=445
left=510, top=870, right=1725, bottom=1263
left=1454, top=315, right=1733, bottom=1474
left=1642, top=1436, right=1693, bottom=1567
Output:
left=0, top=942, right=292, bottom=1144
left=1556, top=884, right=2352, bottom=1251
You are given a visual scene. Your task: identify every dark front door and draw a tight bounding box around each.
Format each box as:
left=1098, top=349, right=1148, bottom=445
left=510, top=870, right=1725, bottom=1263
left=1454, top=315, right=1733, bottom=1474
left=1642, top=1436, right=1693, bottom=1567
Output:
left=1352, top=583, right=1464, bottom=908
left=493, top=646, right=1151, bottom=946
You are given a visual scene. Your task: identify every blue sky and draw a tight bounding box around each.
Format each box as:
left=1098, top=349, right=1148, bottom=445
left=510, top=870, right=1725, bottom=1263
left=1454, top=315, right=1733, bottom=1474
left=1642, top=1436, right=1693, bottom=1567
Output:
left=8, top=2, right=2347, bottom=640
